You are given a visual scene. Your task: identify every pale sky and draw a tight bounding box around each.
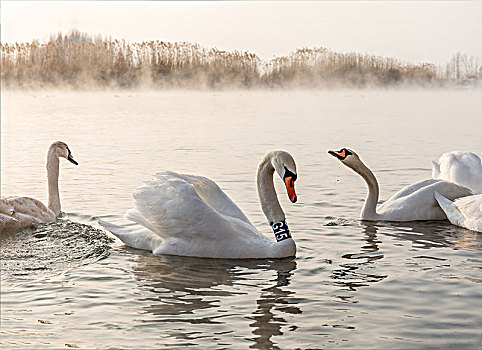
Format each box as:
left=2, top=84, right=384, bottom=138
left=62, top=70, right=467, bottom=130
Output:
left=1, top=1, right=482, bottom=64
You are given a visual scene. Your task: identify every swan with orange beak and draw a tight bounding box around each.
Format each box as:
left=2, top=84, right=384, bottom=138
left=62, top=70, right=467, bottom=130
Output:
left=100, top=150, right=299, bottom=258
left=328, top=147, right=472, bottom=221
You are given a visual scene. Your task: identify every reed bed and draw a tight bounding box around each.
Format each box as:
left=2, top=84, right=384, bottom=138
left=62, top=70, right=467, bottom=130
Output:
left=1, top=31, right=477, bottom=89
left=261, top=48, right=438, bottom=88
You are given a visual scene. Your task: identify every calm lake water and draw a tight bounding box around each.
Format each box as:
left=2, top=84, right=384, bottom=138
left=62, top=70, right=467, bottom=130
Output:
left=1, top=90, right=481, bottom=349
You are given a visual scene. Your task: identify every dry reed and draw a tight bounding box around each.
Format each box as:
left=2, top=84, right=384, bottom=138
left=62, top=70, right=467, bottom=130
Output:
left=1, top=31, right=479, bottom=89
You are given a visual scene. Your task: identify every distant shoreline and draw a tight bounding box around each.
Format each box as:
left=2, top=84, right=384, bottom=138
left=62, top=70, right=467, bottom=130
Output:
left=2, top=31, right=480, bottom=90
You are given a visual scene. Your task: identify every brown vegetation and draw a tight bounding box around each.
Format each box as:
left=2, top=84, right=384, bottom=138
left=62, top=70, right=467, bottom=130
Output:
left=1, top=31, right=478, bottom=89
left=262, top=48, right=438, bottom=88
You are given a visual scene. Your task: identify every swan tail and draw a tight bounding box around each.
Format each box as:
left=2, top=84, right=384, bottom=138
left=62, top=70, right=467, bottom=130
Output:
left=431, top=161, right=441, bottom=179
left=125, top=208, right=159, bottom=235
left=434, top=192, right=465, bottom=226
left=98, top=219, right=163, bottom=252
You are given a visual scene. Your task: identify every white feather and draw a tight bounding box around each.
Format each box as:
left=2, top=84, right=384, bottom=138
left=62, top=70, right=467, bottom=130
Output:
left=431, top=161, right=441, bottom=179
left=99, top=152, right=298, bottom=259
left=432, top=151, right=482, bottom=194
left=329, top=148, right=472, bottom=221
left=435, top=192, right=482, bottom=232
left=377, top=180, right=473, bottom=221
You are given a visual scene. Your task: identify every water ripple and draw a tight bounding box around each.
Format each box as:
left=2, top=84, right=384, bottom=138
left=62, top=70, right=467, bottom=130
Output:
left=1, top=220, right=113, bottom=283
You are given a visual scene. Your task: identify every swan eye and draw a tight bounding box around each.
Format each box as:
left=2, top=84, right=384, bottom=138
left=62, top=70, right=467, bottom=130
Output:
left=343, top=148, right=353, bottom=156
left=283, top=166, right=297, bottom=182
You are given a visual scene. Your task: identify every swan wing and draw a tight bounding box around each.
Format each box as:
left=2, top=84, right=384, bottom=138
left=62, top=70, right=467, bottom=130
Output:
left=387, top=179, right=439, bottom=201
left=155, top=171, right=252, bottom=224
left=378, top=181, right=472, bottom=221
left=434, top=192, right=466, bottom=225
left=454, top=195, right=482, bottom=217
left=435, top=151, right=482, bottom=194
left=129, top=173, right=257, bottom=242
left=98, top=220, right=164, bottom=251
left=435, top=193, right=482, bottom=232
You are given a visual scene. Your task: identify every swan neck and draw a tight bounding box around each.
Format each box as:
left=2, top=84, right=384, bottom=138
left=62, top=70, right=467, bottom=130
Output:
left=257, top=155, right=285, bottom=225
left=47, top=150, right=61, bottom=216
left=355, top=160, right=379, bottom=219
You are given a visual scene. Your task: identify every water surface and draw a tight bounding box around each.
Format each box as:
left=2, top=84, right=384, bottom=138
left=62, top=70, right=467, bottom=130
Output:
left=1, top=90, right=481, bottom=349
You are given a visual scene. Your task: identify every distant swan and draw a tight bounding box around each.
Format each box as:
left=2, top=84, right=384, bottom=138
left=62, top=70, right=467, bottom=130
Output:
left=99, top=151, right=298, bottom=259
left=435, top=192, right=482, bottom=232
left=328, top=148, right=472, bottom=221
left=432, top=151, right=482, bottom=194
left=1, top=141, right=78, bottom=232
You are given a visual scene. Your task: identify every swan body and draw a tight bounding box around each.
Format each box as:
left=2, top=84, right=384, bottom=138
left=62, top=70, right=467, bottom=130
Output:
left=100, top=151, right=298, bottom=259
left=435, top=192, right=482, bottom=232
left=432, top=151, right=482, bottom=194
left=329, top=148, right=472, bottom=222
left=0, top=141, right=78, bottom=232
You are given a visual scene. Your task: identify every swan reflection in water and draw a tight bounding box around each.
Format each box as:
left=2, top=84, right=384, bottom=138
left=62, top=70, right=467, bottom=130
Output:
left=247, top=262, right=301, bottom=350
left=332, top=220, right=482, bottom=294
left=375, top=220, right=482, bottom=251
left=331, top=224, right=387, bottom=294
left=122, top=221, right=481, bottom=347
left=126, top=249, right=300, bottom=348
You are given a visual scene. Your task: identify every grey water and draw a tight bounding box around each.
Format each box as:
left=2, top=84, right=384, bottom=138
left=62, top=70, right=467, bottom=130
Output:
left=1, top=90, right=481, bottom=349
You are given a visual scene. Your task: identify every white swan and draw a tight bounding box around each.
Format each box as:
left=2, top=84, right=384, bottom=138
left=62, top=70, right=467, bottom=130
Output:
left=1, top=141, right=78, bottom=232
left=435, top=192, right=482, bottom=232
left=328, top=148, right=472, bottom=221
left=432, top=151, right=482, bottom=194
left=99, top=151, right=298, bottom=259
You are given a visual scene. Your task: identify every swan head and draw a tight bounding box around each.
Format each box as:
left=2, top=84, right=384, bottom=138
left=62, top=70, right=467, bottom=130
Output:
left=328, top=148, right=359, bottom=169
left=49, top=141, right=78, bottom=165
left=271, top=151, right=298, bottom=203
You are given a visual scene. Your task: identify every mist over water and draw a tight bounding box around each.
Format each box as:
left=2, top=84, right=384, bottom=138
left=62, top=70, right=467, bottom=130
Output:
left=1, top=89, right=481, bottom=348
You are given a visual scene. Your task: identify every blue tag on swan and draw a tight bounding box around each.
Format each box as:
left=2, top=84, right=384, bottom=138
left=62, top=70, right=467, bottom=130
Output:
left=271, top=220, right=292, bottom=242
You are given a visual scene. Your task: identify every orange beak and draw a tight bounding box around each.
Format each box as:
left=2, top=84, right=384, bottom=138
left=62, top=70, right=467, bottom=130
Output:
left=284, top=176, right=297, bottom=203
left=328, top=149, right=346, bottom=160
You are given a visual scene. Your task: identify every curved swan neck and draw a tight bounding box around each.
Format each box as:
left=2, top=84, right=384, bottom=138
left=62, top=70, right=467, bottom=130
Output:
left=353, top=160, right=379, bottom=219
left=257, top=154, right=286, bottom=225
left=47, top=149, right=61, bottom=216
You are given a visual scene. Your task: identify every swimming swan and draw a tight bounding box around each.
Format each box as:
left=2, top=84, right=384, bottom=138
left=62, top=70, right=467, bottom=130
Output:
left=432, top=151, right=482, bottom=194
left=0, top=141, right=78, bottom=232
left=328, top=148, right=472, bottom=221
left=435, top=192, right=482, bottom=232
left=99, top=151, right=298, bottom=259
